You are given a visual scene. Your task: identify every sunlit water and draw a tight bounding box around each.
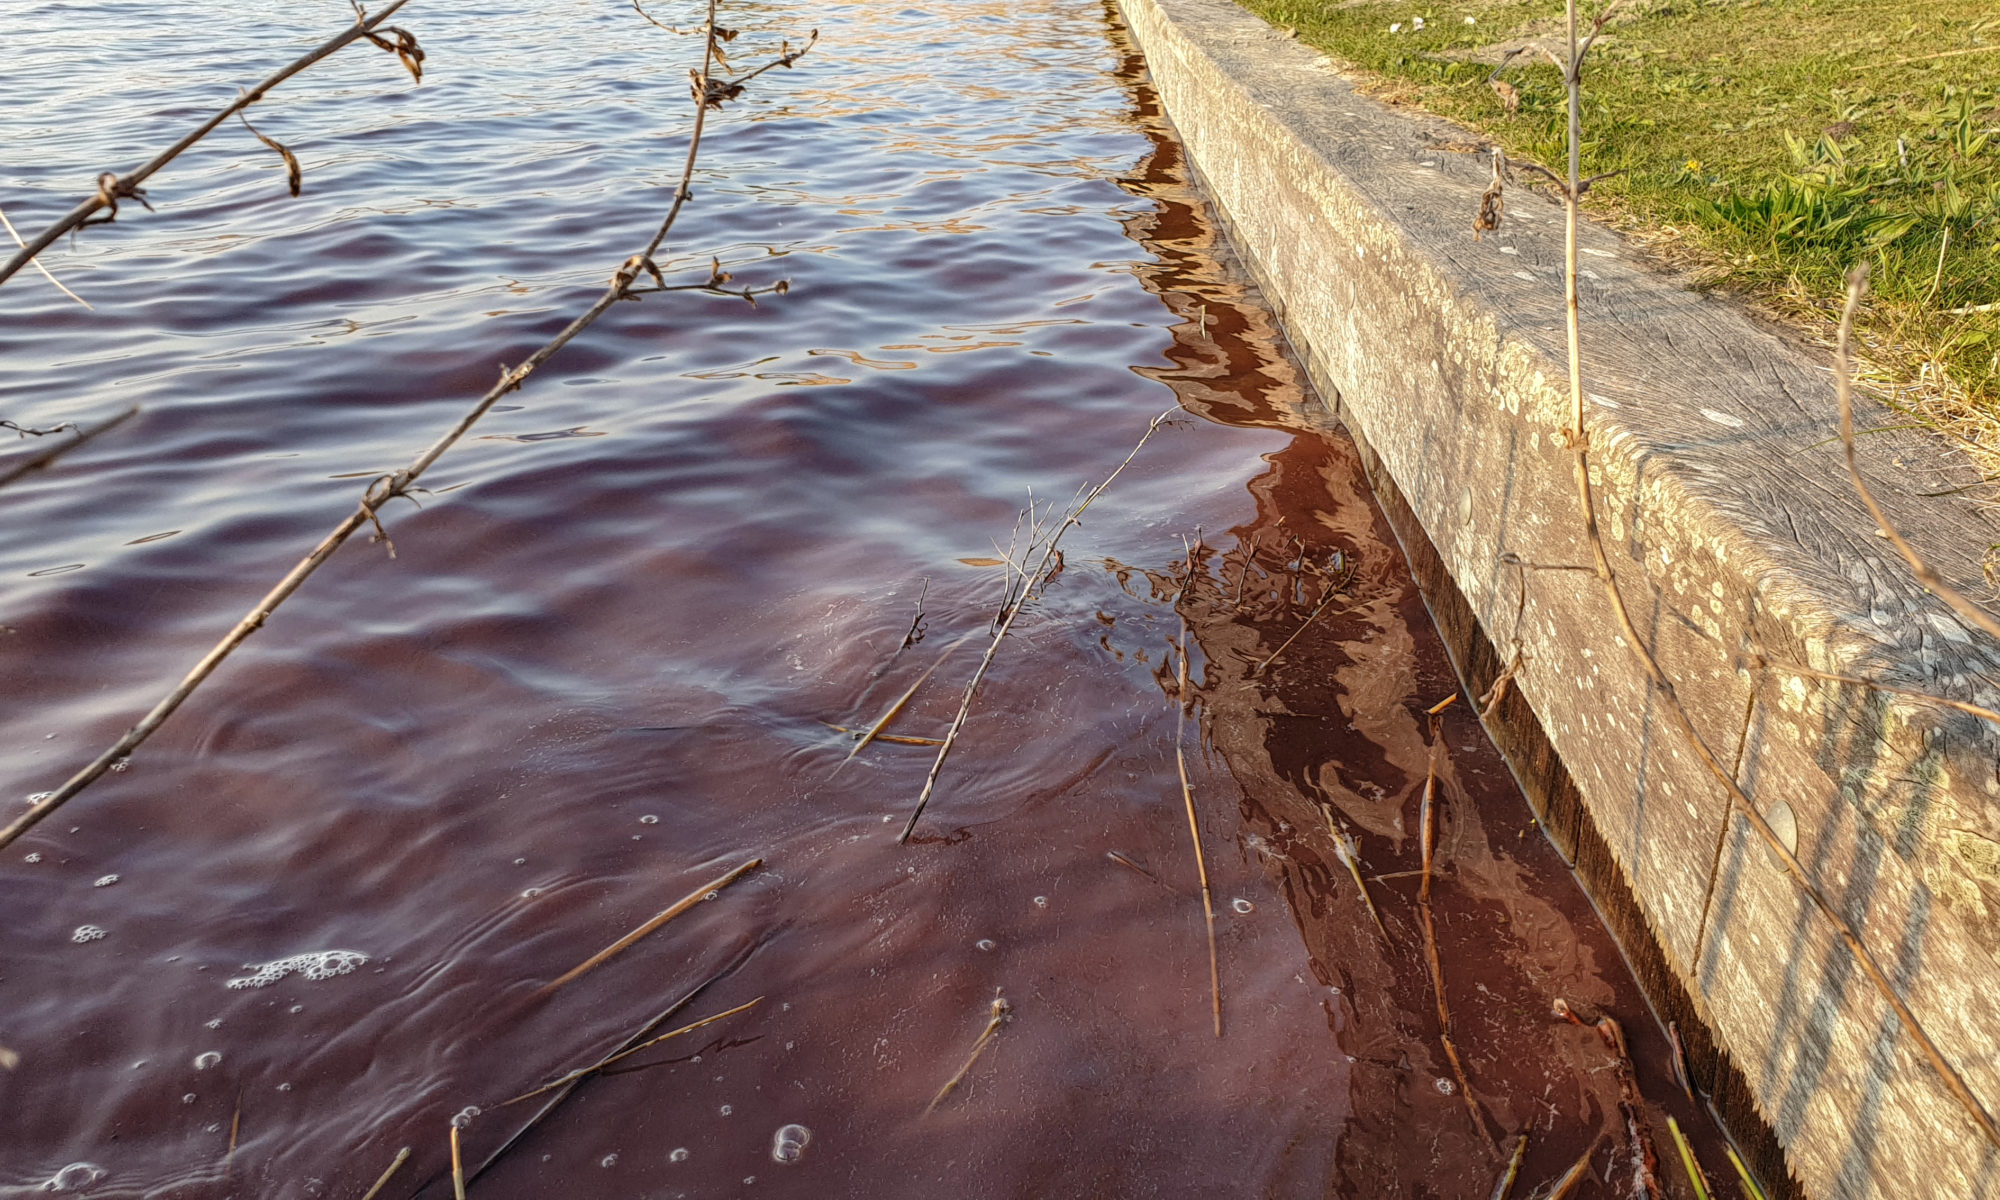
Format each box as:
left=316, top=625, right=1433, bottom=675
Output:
left=1, top=1, right=1729, bottom=1196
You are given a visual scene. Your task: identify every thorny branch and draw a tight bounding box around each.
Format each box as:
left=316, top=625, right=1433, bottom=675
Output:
left=0, top=0, right=424, bottom=289
left=0, top=4, right=815, bottom=853
left=1492, top=0, right=2000, bottom=1154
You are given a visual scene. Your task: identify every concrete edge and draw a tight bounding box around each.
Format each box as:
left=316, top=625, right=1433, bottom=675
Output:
left=1110, top=0, right=2000, bottom=1196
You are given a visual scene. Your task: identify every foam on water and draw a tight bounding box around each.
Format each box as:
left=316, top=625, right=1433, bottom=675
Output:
left=44, top=1162, right=104, bottom=1191
left=770, top=1124, right=812, bottom=1164
left=70, top=926, right=105, bottom=944
left=225, top=950, right=369, bottom=990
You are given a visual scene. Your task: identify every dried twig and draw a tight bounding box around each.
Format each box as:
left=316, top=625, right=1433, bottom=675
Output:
left=449, top=1123, right=466, bottom=1200
left=1246, top=552, right=1354, bottom=678
left=1835, top=266, right=2000, bottom=645
left=0, top=7, right=814, bottom=852
left=1174, top=545, right=1222, bottom=1037
left=1416, top=698, right=1486, bottom=1145
left=896, top=406, right=1179, bottom=842
left=0, top=1, right=421, bottom=288
left=900, top=576, right=930, bottom=650
left=927, top=989, right=1011, bottom=1114
left=0, top=405, right=138, bottom=492
left=1528, top=0, right=2000, bottom=1152
left=358, top=1146, right=410, bottom=1200
left=503, top=997, right=763, bottom=1104
left=537, top=857, right=761, bottom=997
left=1542, top=1141, right=1597, bottom=1200
left=0, top=203, right=89, bottom=308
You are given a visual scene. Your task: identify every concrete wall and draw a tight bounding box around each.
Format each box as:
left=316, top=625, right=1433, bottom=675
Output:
left=1111, top=0, right=2000, bottom=1196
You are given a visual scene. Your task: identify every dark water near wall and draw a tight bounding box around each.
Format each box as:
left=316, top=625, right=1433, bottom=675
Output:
left=0, top=1, right=1730, bottom=1197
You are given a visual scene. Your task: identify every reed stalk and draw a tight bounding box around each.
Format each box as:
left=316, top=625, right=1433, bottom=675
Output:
left=1176, top=614, right=1221, bottom=1038
left=536, top=857, right=761, bottom=997
left=926, top=989, right=1011, bottom=1114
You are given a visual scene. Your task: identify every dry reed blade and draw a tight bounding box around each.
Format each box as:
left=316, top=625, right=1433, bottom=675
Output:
left=0, top=405, right=138, bottom=493
left=1667, top=1117, right=1713, bottom=1200
left=1528, top=0, right=2000, bottom=1153
left=1327, top=818, right=1385, bottom=935
left=1176, top=617, right=1222, bottom=1038
left=537, top=857, right=761, bottom=997
left=837, top=633, right=974, bottom=771
left=0, top=5, right=814, bottom=853
left=1414, top=703, right=1485, bottom=1144
left=503, top=997, right=763, bottom=1104
left=449, top=1123, right=465, bottom=1200
left=1543, top=1142, right=1596, bottom=1200
left=0, top=0, right=418, bottom=289
left=897, top=406, right=1179, bottom=843
left=1668, top=1020, right=1694, bottom=1102
left=358, top=1146, right=410, bottom=1200
left=0, top=203, right=90, bottom=308
left=1724, top=1146, right=1770, bottom=1200
left=1489, top=1133, right=1529, bottom=1200
left=468, top=944, right=758, bottom=1187
left=926, top=989, right=1011, bottom=1114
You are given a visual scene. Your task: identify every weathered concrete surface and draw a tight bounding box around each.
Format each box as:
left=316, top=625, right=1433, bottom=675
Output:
left=1111, top=0, right=2000, bottom=1196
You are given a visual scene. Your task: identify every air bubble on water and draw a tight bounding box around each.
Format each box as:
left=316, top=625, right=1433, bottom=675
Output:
left=451, top=1106, right=481, bottom=1129
left=639, top=815, right=659, bottom=825
left=182, top=1093, right=197, bottom=1105
left=630, top=835, right=641, bottom=841
left=744, top=1177, right=756, bottom=1186
left=1434, top=1077, right=1455, bottom=1095
left=669, top=1148, right=690, bottom=1163
left=227, top=950, right=368, bottom=990
left=109, top=758, right=130, bottom=773
left=194, top=1052, right=222, bottom=1070
left=205, top=1019, right=222, bottom=1029
left=25, top=792, right=52, bottom=806
left=690, top=1055, right=701, bottom=1064
left=72, top=925, right=106, bottom=943
left=1231, top=898, right=1255, bottom=914
left=24, top=852, right=40, bottom=863
left=975, top=939, right=996, bottom=952
left=131, top=1060, right=146, bottom=1070
left=881, top=815, right=894, bottom=823
left=1032, top=896, right=1048, bottom=908
left=770, top=1124, right=812, bottom=1164
left=93, top=875, right=119, bottom=888
left=704, top=890, right=720, bottom=901
left=206, top=1124, right=222, bottom=1134
left=289, top=1005, right=303, bottom=1014
left=719, top=1104, right=733, bottom=1116
left=277, top=1082, right=292, bottom=1092
left=522, top=887, right=544, bottom=898
left=600, top=1154, right=618, bottom=1168
left=45, top=1162, right=104, bottom=1191
left=513, top=857, right=527, bottom=866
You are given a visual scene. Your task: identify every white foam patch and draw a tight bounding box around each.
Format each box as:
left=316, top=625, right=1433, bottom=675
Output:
left=226, top=949, right=369, bottom=990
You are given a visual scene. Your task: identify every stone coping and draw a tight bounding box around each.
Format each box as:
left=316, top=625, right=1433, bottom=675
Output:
left=1111, top=0, right=2000, bottom=1196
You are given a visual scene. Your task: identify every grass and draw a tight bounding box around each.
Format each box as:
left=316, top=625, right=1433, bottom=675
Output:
left=1235, top=0, right=2000, bottom=471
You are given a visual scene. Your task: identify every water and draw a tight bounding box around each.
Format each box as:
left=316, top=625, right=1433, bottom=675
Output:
left=1, top=0, right=1732, bottom=1196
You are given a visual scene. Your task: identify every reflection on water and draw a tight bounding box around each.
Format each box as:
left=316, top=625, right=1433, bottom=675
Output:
left=0, top=0, right=1726, bottom=1196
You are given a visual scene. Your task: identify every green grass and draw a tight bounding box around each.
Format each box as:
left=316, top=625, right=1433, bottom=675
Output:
left=1236, top=0, right=2000, bottom=446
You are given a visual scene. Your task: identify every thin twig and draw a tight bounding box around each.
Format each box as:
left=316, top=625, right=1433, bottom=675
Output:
left=926, top=989, right=1011, bottom=1114
left=1175, top=553, right=1221, bottom=1037
left=1835, top=266, right=2000, bottom=645
left=1245, top=553, right=1355, bottom=679
left=1232, top=530, right=1265, bottom=607
left=0, top=0, right=421, bottom=288
left=358, top=1146, right=410, bottom=1200
left=900, top=577, right=930, bottom=650
left=1327, top=818, right=1385, bottom=935
left=536, top=857, right=761, bottom=997
left=0, top=10, right=813, bottom=852
left=0, top=203, right=90, bottom=308
left=1417, top=700, right=1486, bottom=1145
left=449, top=1123, right=466, bottom=1200
left=896, top=406, right=1179, bottom=843
left=1544, top=0, right=2000, bottom=1152
left=0, top=405, right=138, bottom=492
left=1759, top=659, right=2000, bottom=728
left=502, top=997, right=763, bottom=1104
